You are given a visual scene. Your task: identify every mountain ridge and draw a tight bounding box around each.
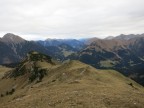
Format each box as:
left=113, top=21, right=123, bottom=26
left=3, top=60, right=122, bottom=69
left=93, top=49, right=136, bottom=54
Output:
left=68, top=37, right=144, bottom=85
left=0, top=52, right=144, bottom=108
left=0, top=33, right=144, bottom=86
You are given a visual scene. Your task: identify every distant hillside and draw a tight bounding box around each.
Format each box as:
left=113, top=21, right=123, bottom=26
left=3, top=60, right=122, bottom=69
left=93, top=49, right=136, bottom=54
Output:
left=105, top=33, right=144, bottom=40
left=0, top=52, right=144, bottom=108
left=115, top=34, right=144, bottom=40
left=37, top=39, right=86, bottom=61
left=46, top=43, right=79, bottom=61
left=78, top=37, right=99, bottom=45
left=68, top=37, right=144, bottom=86
left=0, top=33, right=52, bottom=64
left=37, top=38, right=85, bottom=50
left=0, top=33, right=144, bottom=86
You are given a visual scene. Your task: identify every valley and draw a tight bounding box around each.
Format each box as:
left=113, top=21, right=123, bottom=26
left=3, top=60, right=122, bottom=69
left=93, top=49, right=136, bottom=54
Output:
left=0, top=0, right=144, bottom=107
left=0, top=33, right=144, bottom=86
left=0, top=33, right=144, bottom=107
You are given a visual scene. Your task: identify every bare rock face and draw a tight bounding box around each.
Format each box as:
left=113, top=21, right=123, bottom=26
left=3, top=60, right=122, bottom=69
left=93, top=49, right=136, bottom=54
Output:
left=1, top=33, right=26, bottom=44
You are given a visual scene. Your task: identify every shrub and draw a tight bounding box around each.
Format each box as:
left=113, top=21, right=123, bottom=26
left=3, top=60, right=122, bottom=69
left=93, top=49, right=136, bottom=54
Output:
left=6, top=91, right=9, bottom=95
left=0, top=94, right=4, bottom=97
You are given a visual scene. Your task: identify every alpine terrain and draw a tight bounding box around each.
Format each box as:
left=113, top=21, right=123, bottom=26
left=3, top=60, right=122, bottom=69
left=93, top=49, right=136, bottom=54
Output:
left=0, top=51, right=144, bottom=108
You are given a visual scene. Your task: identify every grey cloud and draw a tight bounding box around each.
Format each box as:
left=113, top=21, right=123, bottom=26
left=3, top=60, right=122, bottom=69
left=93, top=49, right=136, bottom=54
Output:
left=0, top=0, right=144, bottom=40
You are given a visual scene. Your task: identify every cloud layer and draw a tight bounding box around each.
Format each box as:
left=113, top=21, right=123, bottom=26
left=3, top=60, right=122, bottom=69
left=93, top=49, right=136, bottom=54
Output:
left=0, top=0, right=144, bottom=40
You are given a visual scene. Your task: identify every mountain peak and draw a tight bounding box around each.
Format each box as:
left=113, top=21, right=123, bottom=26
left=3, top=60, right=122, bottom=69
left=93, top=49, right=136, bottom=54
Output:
left=105, top=36, right=114, bottom=40
left=3, top=51, right=54, bottom=81
left=2, top=33, right=25, bottom=43
left=27, top=51, right=53, bottom=63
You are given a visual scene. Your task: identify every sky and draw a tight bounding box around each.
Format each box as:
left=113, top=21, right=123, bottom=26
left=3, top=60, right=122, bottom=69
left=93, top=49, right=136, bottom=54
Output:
left=0, top=0, right=144, bottom=40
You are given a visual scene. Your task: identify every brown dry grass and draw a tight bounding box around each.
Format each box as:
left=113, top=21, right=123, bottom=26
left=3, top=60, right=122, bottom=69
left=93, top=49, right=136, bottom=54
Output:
left=0, top=61, right=144, bottom=108
left=0, top=65, right=12, bottom=79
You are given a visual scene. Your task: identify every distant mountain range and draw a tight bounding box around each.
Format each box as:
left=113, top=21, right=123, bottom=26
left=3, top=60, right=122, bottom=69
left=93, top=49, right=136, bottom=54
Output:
left=0, top=33, right=86, bottom=64
left=69, top=37, right=144, bottom=86
left=0, top=33, right=52, bottom=64
left=105, top=33, right=144, bottom=40
left=38, top=38, right=85, bottom=49
left=0, top=33, right=144, bottom=86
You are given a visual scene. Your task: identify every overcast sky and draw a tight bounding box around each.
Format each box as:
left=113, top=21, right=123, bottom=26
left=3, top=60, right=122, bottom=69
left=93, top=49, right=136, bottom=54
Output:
left=0, top=0, right=144, bottom=40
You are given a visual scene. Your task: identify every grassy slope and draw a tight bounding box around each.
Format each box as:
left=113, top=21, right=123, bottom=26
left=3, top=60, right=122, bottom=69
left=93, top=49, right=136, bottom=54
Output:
left=0, top=60, right=144, bottom=108
left=0, top=66, right=12, bottom=79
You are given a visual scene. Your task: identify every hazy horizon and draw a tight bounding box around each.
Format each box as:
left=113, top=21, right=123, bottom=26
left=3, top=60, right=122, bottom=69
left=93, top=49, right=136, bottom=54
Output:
left=0, top=32, right=144, bottom=41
